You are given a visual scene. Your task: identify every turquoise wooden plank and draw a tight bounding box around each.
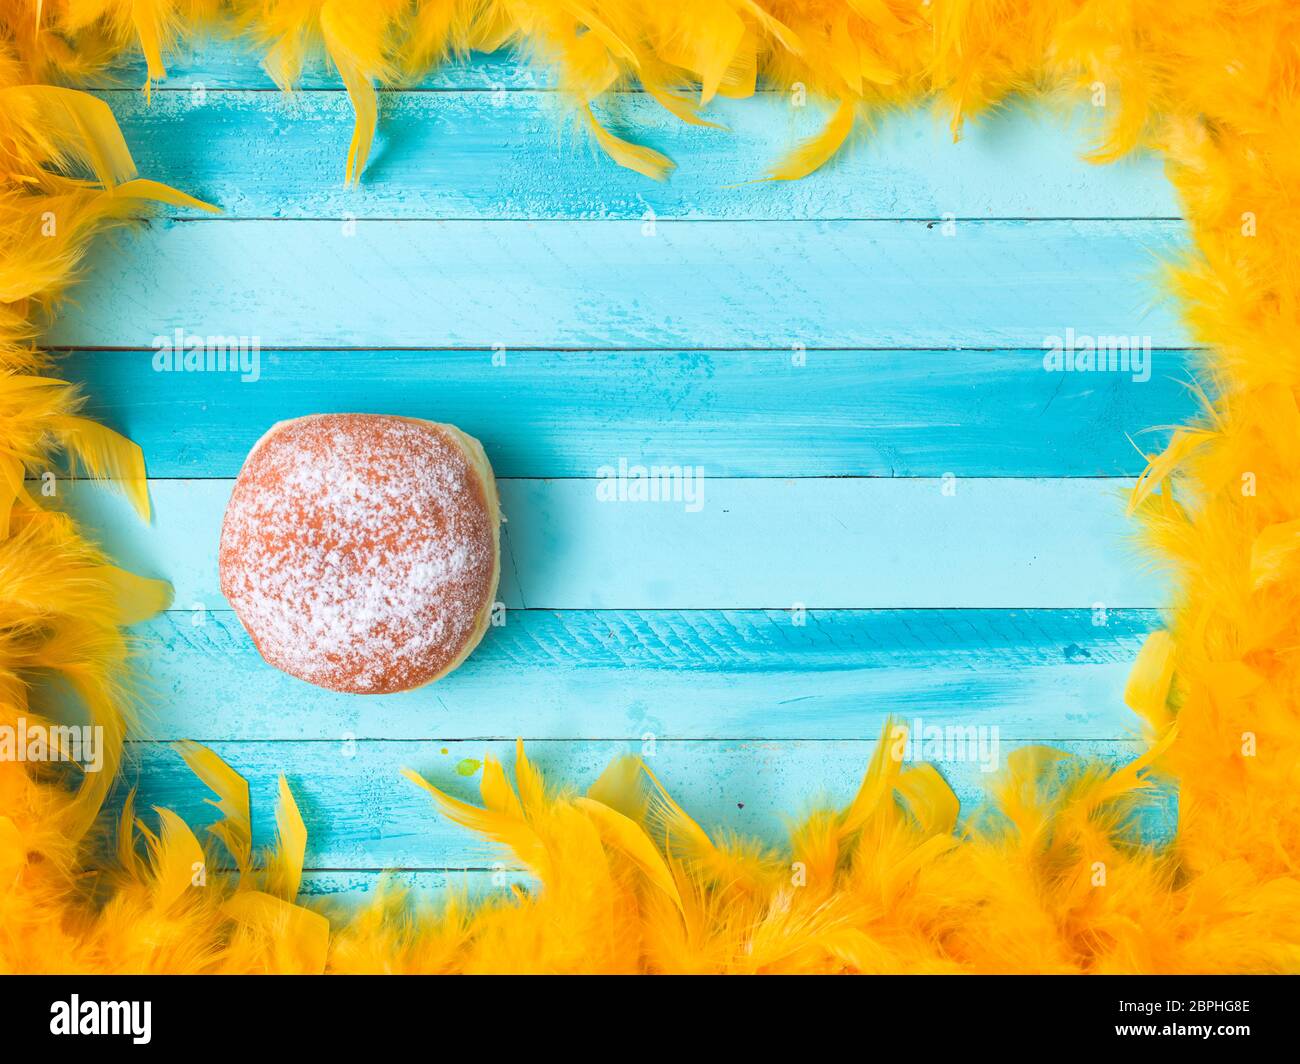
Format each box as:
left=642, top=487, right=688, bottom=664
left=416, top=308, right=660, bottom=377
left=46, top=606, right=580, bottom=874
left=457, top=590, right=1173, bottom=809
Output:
left=109, top=738, right=1169, bottom=869
left=300, top=870, right=526, bottom=908
left=46, top=219, right=1190, bottom=349
left=58, top=478, right=1166, bottom=609
left=123, top=608, right=1156, bottom=742
left=61, top=347, right=1198, bottom=479
left=99, top=89, right=1180, bottom=220
left=93, top=40, right=547, bottom=90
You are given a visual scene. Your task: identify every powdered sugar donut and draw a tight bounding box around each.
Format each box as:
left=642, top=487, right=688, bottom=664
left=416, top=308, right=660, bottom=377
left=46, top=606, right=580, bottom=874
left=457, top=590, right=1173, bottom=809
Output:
left=218, top=414, right=500, bottom=694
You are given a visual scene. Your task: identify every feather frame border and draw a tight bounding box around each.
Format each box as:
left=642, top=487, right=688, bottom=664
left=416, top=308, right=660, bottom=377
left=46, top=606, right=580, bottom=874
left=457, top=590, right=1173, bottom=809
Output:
left=0, top=0, right=1297, bottom=972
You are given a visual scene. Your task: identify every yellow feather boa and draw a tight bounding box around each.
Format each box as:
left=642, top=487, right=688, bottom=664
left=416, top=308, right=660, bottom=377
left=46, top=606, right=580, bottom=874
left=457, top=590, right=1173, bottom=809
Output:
left=3, top=0, right=1299, bottom=973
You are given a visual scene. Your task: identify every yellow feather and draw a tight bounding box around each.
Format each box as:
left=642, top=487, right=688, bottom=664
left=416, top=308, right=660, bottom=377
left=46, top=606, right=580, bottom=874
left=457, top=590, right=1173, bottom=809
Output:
left=655, top=4, right=745, bottom=105
left=50, top=414, right=151, bottom=520
left=766, top=99, right=856, bottom=181
left=327, top=51, right=378, bottom=185
left=174, top=740, right=252, bottom=873
left=1250, top=519, right=1300, bottom=589
left=583, top=105, right=676, bottom=182
left=1127, top=428, right=1217, bottom=515
left=895, top=763, right=960, bottom=836
left=0, top=455, right=25, bottom=538
left=319, top=0, right=401, bottom=185
left=0, top=84, right=134, bottom=186
left=266, top=776, right=308, bottom=900
left=1084, top=726, right=1178, bottom=809
left=402, top=766, right=550, bottom=876
left=585, top=753, right=648, bottom=821
left=88, top=564, right=171, bottom=625
left=991, top=745, right=1071, bottom=845
left=222, top=892, right=330, bottom=974
left=638, top=758, right=762, bottom=890
left=479, top=753, right=525, bottom=819
left=512, top=736, right=547, bottom=817
left=573, top=796, right=685, bottom=914
left=146, top=807, right=205, bottom=913
left=130, top=0, right=172, bottom=92
left=116, top=788, right=141, bottom=877
left=111, top=178, right=219, bottom=213
left=736, top=0, right=802, bottom=55
left=1124, top=630, right=1177, bottom=733
left=839, top=718, right=905, bottom=837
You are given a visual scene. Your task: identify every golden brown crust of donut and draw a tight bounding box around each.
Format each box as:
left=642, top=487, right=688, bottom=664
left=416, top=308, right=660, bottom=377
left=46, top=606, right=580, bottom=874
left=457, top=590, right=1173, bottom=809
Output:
left=218, top=414, right=500, bottom=694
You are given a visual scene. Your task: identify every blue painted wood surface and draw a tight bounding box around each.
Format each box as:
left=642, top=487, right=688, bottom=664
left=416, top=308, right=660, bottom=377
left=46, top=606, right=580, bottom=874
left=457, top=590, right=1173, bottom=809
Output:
left=48, top=218, right=1189, bottom=349
left=62, top=348, right=1197, bottom=478
left=60, top=478, right=1167, bottom=609
left=46, top=44, right=1192, bottom=895
left=96, top=89, right=1179, bottom=220
left=126, top=609, right=1157, bottom=741
left=109, top=738, right=1169, bottom=870
left=84, top=40, right=548, bottom=90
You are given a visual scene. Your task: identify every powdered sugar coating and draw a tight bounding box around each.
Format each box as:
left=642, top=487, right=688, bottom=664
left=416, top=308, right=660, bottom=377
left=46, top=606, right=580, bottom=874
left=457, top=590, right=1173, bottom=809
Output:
left=219, top=414, right=498, bottom=693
